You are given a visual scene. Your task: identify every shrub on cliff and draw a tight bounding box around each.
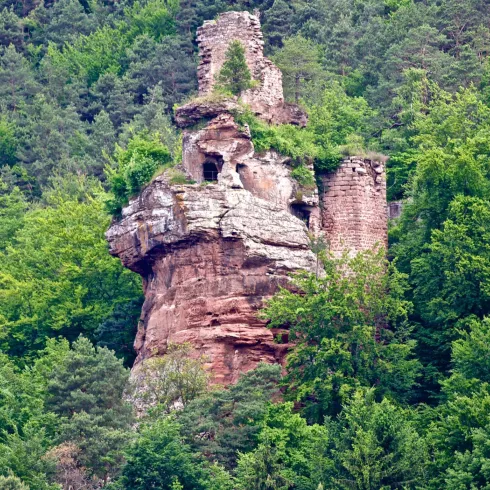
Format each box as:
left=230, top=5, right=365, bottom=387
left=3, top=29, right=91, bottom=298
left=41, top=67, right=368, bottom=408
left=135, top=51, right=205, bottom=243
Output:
left=129, top=343, right=209, bottom=416
left=235, top=107, right=316, bottom=160
left=234, top=81, right=376, bottom=177
left=106, top=132, right=173, bottom=215
left=216, top=40, right=254, bottom=96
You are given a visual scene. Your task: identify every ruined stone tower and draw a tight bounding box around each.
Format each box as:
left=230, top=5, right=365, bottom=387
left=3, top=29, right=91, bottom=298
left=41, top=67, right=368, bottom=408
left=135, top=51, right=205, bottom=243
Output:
left=106, top=11, right=387, bottom=385
left=320, top=157, right=387, bottom=256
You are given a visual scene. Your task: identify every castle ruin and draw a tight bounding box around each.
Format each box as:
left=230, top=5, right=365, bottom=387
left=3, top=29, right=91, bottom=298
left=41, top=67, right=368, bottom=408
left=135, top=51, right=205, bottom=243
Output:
left=106, top=11, right=387, bottom=384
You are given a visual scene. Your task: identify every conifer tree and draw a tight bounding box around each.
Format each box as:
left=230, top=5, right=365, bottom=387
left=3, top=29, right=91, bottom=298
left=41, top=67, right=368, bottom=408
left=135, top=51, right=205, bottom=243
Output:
left=47, top=337, right=134, bottom=482
left=216, top=40, right=253, bottom=96
left=262, top=0, right=293, bottom=49
left=273, top=35, right=323, bottom=103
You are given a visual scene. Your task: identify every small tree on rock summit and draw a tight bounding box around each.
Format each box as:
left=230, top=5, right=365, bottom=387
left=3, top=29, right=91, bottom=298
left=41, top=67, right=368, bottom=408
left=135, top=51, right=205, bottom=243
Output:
left=216, top=40, right=254, bottom=96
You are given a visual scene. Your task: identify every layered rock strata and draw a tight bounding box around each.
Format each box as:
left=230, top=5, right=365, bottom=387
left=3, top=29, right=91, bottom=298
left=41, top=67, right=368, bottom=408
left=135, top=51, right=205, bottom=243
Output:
left=106, top=11, right=388, bottom=385
left=106, top=173, right=318, bottom=385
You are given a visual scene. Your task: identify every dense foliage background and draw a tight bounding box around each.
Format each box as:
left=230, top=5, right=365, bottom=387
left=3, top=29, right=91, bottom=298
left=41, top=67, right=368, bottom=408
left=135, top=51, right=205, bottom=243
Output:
left=1, top=0, right=490, bottom=488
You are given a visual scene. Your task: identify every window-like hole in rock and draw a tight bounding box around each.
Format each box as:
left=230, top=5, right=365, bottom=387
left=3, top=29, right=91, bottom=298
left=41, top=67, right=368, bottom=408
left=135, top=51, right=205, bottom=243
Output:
left=203, top=159, right=222, bottom=182
left=203, top=161, right=219, bottom=181
left=291, top=204, right=311, bottom=228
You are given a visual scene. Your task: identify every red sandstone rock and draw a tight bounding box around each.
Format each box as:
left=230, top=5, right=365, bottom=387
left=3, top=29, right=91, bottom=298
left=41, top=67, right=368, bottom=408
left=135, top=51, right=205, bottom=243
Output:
left=174, top=98, right=241, bottom=129
left=107, top=173, right=317, bottom=384
left=106, top=12, right=388, bottom=388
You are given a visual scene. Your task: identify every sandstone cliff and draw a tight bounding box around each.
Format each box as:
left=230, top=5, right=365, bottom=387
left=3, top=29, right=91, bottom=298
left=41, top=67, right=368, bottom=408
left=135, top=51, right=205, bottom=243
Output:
left=106, top=11, right=388, bottom=385
left=106, top=110, right=319, bottom=384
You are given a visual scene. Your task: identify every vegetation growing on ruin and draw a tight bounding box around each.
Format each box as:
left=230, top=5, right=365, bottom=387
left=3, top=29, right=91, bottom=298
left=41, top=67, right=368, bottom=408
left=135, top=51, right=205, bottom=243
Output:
left=215, top=40, right=255, bottom=96
left=2, top=0, right=490, bottom=488
left=235, top=83, right=376, bottom=177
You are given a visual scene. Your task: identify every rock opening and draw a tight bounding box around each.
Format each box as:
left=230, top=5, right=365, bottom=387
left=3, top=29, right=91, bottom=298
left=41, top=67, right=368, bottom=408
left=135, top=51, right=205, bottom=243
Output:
left=203, top=157, right=223, bottom=182
left=291, top=204, right=311, bottom=228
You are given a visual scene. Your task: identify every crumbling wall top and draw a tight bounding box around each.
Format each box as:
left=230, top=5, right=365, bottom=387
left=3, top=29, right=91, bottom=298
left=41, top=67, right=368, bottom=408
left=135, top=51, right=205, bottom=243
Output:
left=197, top=12, right=268, bottom=94
left=196, top=11, right=286, bottom=122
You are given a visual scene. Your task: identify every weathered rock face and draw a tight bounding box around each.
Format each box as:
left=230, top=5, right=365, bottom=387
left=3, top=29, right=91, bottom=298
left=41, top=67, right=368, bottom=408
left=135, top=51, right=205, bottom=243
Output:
left=107, top=171, right=318, bottom=383
left=106, top=11, right=388, bottom=386
left=177, top=111, right=320, bottom=222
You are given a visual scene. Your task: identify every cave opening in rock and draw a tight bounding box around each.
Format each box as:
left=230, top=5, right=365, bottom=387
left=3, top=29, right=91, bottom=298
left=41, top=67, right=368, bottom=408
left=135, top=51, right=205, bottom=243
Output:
left=291, top=204, right=311, bottom=228
left=203, top=157, right=223, bottom=182
left=203, top=161, right=219, bottom=181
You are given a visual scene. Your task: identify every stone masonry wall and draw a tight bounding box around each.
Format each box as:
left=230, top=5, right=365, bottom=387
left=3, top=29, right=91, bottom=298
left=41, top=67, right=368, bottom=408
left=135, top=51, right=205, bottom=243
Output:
left=196, top=11, right=285, bottom=122
left=320, top=157, right=387, bottom=255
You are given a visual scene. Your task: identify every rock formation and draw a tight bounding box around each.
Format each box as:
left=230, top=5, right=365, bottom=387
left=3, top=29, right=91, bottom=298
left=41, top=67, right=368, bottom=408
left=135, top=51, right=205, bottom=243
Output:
left=106, top=11, right=388, bottom=385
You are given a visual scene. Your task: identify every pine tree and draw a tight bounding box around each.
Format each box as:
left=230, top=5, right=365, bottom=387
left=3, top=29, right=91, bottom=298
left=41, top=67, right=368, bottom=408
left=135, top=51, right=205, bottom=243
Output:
left=0, top=7, right=24, bottom=49
left=47, top=336, right=134, bottom=482
left=272, top=35, right=323, bottom=103
left=216, top=40, right=253, bottom=96
left=262, top=0, right=293, bottom=49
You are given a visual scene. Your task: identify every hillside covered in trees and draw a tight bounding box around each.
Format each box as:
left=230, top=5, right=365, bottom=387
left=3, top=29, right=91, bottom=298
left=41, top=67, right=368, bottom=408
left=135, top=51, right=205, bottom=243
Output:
left=2, top=0, right=490, bottom=488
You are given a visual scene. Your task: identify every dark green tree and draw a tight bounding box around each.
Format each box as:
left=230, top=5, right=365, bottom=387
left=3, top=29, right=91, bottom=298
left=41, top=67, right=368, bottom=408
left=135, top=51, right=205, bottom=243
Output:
left=29, top=0, right=97, bottom=48
left=272, top=35, right=323, bottom=103
left=89, top=73, right=137, bottom=128
left=47, top=336, right=134, bottom=482
left=124, top=34, right=197, bottom=109
left=96, top=297, right=143, bottom=367
left=326, top=389, right=428, bottom=489
left=0, top=118, right=18, bottom=167
left=177, top=363, right=282, bottom=469
left=0, top=45, right=38, bottom=112
left=216, top=40, right=253, bottom=96
left=0, top=7, right=23, bottom=49
left=426, top=317, right=490, bottom=488
left=0, top=340, right=69, bottom=490
left=119, top=418, right=208, bottom=490
left=409, top=196, right=490, bottom=376
left=262, top=0, right=293, bottom=50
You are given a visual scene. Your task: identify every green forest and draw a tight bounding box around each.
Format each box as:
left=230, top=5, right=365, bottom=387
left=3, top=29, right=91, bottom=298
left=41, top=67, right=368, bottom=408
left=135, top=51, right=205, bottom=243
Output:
left=2, top=0, right=490, bottom=488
